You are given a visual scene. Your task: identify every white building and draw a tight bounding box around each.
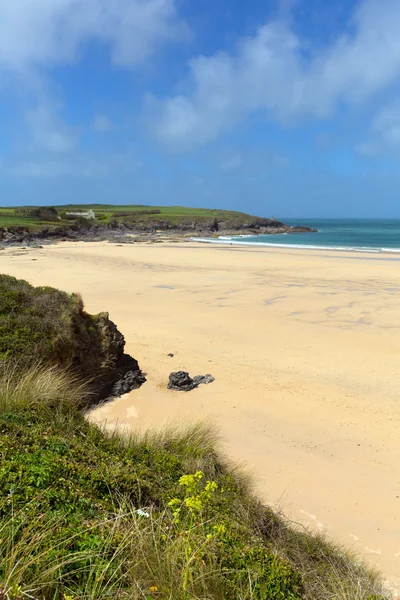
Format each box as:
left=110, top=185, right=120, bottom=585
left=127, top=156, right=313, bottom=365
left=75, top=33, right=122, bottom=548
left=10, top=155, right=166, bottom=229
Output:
left=66, top=209, right=96, bottom=220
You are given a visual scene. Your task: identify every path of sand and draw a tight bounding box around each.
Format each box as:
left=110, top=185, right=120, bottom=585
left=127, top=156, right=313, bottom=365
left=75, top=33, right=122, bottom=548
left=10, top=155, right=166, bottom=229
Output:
left=1, top=241, right=399, bottom=591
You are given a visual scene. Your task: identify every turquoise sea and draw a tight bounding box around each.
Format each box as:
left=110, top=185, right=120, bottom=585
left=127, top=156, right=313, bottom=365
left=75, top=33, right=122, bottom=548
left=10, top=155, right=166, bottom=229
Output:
left=194, top=219, right=400, bottom=253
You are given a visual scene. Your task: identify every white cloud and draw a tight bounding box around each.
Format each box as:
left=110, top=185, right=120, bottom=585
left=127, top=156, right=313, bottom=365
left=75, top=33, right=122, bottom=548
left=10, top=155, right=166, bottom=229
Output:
left=4, top=146, right=143, bottom=179
left=0, top=1, right=188, bottom=159
left=357, top=102, right=400, bottom=157
left=372, top=104, right=400, bottom=145
left=151, top=0, right=400, bottom=148
left=7, top=160, right=99, bottom=178
left=220, top=153, right=243, bottom=172
left=25, top=102, right=77, bottom=152
left=92, top=114, right=113, bottom=133
left=0, top=0, right=187, bottom=70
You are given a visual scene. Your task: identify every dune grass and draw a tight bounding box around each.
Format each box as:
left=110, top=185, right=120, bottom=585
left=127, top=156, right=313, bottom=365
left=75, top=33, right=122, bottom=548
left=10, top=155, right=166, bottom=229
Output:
left=0, top=365, right=391, bottom=600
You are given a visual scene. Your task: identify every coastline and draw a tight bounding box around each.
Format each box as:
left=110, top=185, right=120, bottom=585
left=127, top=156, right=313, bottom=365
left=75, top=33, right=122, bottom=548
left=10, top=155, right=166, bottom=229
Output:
left=1, top=239, right=399, bottom=594
left=191, top=235, right=400, bottom=255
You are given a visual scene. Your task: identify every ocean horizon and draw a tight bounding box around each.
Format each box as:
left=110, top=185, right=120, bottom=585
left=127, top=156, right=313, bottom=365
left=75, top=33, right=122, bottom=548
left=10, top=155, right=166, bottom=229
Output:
left=193, top=218, right=400, bottom=253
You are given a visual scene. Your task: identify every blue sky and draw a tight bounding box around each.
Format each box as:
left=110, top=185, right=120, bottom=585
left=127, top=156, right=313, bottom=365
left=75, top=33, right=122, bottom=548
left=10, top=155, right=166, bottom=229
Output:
left=1, top=0, right=400, bottom=217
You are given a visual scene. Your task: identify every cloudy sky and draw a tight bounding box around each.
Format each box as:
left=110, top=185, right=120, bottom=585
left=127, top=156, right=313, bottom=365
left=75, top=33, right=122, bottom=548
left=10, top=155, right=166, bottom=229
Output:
left=1, top=0, right=400, bottom=216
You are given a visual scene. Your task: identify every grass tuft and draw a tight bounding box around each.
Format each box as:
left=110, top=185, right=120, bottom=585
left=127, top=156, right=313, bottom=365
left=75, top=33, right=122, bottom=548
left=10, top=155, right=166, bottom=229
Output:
left=0, top=361, right=89, bottom=415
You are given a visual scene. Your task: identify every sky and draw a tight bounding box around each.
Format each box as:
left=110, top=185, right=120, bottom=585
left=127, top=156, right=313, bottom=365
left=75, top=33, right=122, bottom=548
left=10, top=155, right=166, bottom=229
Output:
left=1, top=0, right=400, bottom=217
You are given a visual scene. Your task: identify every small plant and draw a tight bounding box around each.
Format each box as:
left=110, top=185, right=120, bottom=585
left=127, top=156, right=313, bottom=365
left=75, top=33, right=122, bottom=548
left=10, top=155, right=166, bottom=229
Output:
left=168, top=471, right=221, bottom=598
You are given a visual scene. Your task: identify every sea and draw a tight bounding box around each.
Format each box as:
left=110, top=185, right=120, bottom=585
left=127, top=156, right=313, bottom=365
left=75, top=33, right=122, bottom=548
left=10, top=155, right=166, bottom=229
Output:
left=193, top=218, right=400, bottom=253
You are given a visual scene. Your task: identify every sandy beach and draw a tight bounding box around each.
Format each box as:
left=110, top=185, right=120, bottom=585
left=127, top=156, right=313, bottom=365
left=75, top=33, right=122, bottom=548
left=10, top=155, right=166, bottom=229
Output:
left=1, top=240, right=399, bottom=591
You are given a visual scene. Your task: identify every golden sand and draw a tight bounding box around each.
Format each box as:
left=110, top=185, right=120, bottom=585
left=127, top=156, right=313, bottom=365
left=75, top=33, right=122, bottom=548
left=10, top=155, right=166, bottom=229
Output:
left=1, top=240, right=399, bottom=590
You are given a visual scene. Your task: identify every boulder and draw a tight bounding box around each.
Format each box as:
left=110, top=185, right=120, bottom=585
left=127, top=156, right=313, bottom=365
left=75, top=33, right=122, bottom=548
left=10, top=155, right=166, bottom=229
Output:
left=192, top=374, right=215, bottom=385
left=168, top=371, right=197, bottom=391
left=109, top=369, right=147, bottom=398
left=168, top=371, right=215, bottom=391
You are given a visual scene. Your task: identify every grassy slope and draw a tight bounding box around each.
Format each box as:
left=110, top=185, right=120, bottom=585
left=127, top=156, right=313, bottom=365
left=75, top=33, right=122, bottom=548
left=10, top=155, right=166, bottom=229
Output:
left=0, top=205, right=259, bottom=230
left=0, top=210, right=46, bottom=230
left=0, top=365, right=388, bottom=600
left=0, top=276, right=390, bottom=599
left=0, top=274, right=141, bottom=404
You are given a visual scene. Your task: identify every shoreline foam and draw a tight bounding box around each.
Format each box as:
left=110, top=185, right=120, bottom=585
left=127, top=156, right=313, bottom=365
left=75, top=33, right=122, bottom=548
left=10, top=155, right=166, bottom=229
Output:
left=192, top=236, right=400, bottom=254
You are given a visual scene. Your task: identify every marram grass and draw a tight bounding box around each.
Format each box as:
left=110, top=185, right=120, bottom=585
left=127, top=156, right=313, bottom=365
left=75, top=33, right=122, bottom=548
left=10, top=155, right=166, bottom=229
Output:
left=0, top=366, right=391, bottom=600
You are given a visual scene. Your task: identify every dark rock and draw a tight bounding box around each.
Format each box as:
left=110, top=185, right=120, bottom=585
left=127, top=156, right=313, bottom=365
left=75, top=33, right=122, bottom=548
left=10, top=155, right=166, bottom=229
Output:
left=290, top=226, right=318, bottom=233
left=109, top=369, right=147, bottom=398
left=168, top=371, right=198, bottom=392
left=167, top=353, right=174, bottom=357
left=0, top=214, right=317, bottom=249
left=93, top=323, right=147, bottom=401
left=192, top=374, right=215, bottom=385
left=168, top=371, right=215, bottom=391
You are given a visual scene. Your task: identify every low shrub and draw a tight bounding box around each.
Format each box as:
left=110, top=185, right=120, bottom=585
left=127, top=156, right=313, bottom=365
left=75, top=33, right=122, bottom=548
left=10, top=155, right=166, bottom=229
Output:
left=14, top=207, right=59, bottom=222
left=60, top=213, right=77, bottom=221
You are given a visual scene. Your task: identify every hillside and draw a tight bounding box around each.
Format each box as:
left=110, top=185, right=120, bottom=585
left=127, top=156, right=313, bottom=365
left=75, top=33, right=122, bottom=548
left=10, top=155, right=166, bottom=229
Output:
left=0, top=205, right=316, bottom=245
left=0, top=275, right=390, bottom=600
left=0, top=274, right=145, bottom=403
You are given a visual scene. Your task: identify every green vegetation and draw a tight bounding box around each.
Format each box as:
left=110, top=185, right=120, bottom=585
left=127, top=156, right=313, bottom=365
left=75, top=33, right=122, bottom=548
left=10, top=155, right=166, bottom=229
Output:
left=0, top=364, right=389, bottom=600
left=0, top=274, right=136, bottom=403
left=14, top=207, right=59, bottom=222
left=0, top=276, right=391, bottom=599
left=0, top=274, right=84, bottom=362
left=0, top=204, right=261, bottom=232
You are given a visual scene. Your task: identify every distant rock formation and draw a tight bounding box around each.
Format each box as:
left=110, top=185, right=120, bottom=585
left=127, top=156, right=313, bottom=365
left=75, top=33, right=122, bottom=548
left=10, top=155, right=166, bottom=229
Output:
left=0, top=217, right=317, bottom=247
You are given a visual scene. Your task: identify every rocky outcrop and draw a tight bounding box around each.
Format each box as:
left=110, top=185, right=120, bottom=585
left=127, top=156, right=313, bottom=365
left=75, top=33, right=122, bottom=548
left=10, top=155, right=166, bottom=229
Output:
left=289, top=226, right=317, bottom=233
left=83, top=312, right=146, bottom=402
left=167, top=371, right=215, bottom=391
left=0, top=216, right=317, bottom=248
left=0, top=274, right=145, bottom=405
left=0, top=225, right=79, bottom=247
left=113, top=216, right=317, bottom=235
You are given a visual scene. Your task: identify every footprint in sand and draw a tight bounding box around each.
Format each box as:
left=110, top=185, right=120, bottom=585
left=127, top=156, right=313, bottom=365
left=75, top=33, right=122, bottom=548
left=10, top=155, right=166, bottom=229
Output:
left=364, top=546, right=382, bottom=556
left=126, top=406, right=138, bottom=419
left=300, top=509, right=324, bottom=530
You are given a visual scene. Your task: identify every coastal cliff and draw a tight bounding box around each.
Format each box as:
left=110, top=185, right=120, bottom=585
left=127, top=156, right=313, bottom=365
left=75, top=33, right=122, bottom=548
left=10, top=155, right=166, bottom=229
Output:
left=0, top=274, right=145, bottom=403
left=0, top=205, right=316, bottom=246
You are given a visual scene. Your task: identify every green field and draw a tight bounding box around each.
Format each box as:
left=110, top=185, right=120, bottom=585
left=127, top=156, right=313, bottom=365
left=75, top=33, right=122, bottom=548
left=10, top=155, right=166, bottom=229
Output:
left=56, top=204, right=251, bottom=218
left=0, top=209, right=45, bottom=229
left=0, top=204, right=258, bottom=230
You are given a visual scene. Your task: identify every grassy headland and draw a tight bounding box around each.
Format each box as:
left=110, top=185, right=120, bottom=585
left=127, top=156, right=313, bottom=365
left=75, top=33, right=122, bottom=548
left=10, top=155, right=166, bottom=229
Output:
left=0, top=205, right=314, bottom=243
left=0, top=275, right=390, bottom=599
left=0, top=205, right=267, bottom=230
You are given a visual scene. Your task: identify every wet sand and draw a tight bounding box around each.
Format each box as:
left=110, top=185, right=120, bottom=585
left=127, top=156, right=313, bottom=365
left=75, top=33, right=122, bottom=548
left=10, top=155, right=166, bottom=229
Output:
left=1, top=240, right=399, bottom=592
